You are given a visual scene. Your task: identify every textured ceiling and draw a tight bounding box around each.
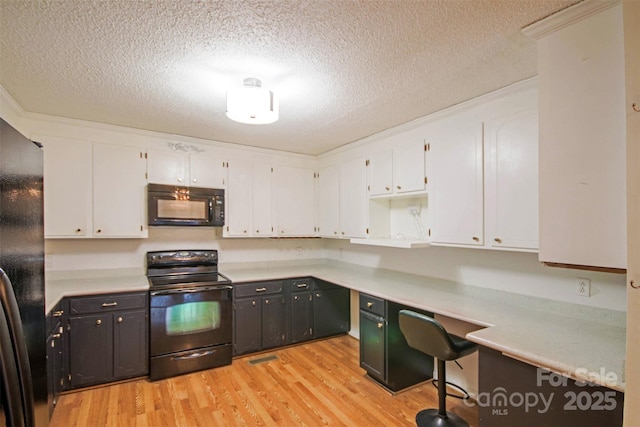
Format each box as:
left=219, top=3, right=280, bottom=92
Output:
left=0, top=0, right=578, bottom=155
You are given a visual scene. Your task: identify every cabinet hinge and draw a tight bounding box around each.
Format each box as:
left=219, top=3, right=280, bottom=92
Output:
left=366, top=228, right=369, bottom=234
left=428, top=228, right=431, bottom=237
left=424, top=176, right=428, bottom=184
left=365, top=159, right=370, bottom=166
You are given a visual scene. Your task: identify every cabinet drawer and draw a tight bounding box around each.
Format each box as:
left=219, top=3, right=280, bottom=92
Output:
left=359, top=293, right=385, bottom=317
left=234, top=281, right=283, bottom=298
left=290, top=277, right=314, bottom=292
left=69, top=292, right=147, bottom=315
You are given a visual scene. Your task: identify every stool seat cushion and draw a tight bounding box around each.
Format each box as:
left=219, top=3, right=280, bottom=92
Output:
left=398, top=310, right=478, bottom=361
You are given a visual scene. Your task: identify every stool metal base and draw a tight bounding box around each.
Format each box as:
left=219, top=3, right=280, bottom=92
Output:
left=415, top=408, right=470, bottom=427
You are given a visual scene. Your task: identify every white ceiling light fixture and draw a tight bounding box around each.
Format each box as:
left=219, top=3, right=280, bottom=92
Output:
left=226, top=77, right=279, bottom=125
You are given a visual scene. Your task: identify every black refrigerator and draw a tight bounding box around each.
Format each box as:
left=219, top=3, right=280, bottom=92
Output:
left=0, top=117, right=48, bottom=427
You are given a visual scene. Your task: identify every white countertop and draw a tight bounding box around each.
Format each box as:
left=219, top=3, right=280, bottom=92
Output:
left=45, top=259, right=627, bottom=392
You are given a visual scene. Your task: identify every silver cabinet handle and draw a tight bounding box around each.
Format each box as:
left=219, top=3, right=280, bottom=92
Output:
left=96, top=319, right=102, bottom=326
left=53, top=310, right=64, bottom=317
left=296, top=283, right=308, bottom=288
left=102, top=302, right=118, bottom=307
left=173, top=350, right=214, bottom=361
left=255, top=287, right=267, bottom=292
left=117, top=317, right=123, bottom=323
left=377, top=322, right=383, bottom=329
left=367, top=302, right=373, bottom=308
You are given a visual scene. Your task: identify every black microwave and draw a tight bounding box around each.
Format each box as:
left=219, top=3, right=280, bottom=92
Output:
left=148, top=184, right=225, bottom=227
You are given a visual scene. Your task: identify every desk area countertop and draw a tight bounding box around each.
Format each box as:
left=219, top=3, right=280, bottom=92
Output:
left=45, top=259, right=626, bottom=392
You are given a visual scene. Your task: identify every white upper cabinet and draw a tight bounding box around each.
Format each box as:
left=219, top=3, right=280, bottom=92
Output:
left=525, top=2, right=626, bottom=270
left=147, top=148, right=226, bottom=188
left=275, top=165, right=316, bottom=237
left=189, top=153, right=226, bottom=188
left=43, top=136, right=92, bottom=237
left=317, top=158, right=368, bottom=239
left=224, top=158, right=273, bottom=237
left=427, top=119, right=484, bottom=246
left=392, top=139, right=427, bottom=194
left=146, top=149, right=189, bottom=185
left=367, top=150, right=392, bottom=196
left=340, top=157, right=369, bottom=238
left=485, top=107, right=539, bottom=251
left=367, top=139, right=426, bottom=197
left=42, top=137, right=147, bottom=238
left=92, top=143, right=147, bottom=237
left=317, top=164, right=341, bottom=237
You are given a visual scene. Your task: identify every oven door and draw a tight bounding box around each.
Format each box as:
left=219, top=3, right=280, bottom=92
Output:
left=149, top=285, right=232, bottom=357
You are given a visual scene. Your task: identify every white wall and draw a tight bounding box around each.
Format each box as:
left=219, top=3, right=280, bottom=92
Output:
left=324, top=239, right=627, bottom=312
left=44, top=229, right=325, bottom=271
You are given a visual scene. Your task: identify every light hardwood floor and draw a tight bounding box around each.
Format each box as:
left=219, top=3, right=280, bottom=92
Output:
left=50, top=335, right=479, bottom=426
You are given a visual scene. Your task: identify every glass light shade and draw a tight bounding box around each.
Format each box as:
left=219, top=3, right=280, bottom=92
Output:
left=226, top=79, right=279, bottom=125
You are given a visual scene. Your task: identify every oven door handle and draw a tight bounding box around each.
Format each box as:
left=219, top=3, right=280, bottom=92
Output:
left=173, top=350, right=216, bottom=361
left=150, top=285, right=232, bottom=296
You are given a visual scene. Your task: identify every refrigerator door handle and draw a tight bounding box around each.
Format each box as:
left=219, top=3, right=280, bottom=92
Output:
left=0, top=268, right=35, bottom=427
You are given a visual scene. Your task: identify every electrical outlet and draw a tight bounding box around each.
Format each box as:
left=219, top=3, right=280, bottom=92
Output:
left=577, top=278, right=591, bottom=297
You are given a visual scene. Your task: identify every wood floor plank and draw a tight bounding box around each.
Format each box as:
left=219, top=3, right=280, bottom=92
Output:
left=50, top=335, right=478, bottom=426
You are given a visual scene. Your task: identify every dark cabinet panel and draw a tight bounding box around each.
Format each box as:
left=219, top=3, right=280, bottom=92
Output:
left=262, top=295, right=286, bottom=349
left=69, top=313, right=112, bottom=388
left=113, top=309, right=148, bottom=379
left=234, top=298, right=261, bottom=355
left=478, top=347, right=623, bottom=427
left=290, top=291, right=313, bottom=344
left=359, top=294, right=433, bottom=392
left=314, top=287, right=350, bottom=338
left=359, top=310, right=386, bottom=381
left=67, top=292, right=148, bottom=389
left=46, top=301, right=65, bottom=419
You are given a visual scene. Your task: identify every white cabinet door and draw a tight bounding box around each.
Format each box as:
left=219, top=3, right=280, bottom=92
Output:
left=428, top=121, right=484, bottom=246
left=146, top=149, right=189, bottom=185
left=367, top=150, right=393, bottom=196
left=534, top=4, right=626, bottom=269
left=43, top=137, right=92, bottom=237
left=340, top=157, right=369, bottom=238
left=92, top=143, right=147, bottom=237
left=486, top=108, right=539, bottom=251
left=252, top=162, right=273, bottom=236
left=189, top=154, right=226, bottom=188
left=317, top=164, right=340, bottom=238
left=225, top=159, right=253, bottom=237
left=393, top=139, right=426, bottom=194
left=275, top=165, right=316, bottom=236
left=224, top=159, right=273, bottom=237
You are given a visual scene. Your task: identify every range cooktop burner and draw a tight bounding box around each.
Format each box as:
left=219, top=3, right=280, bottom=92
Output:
left=146, top=249, right=231, bottom=289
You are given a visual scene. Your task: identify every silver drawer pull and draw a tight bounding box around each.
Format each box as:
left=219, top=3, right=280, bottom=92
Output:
left=52, top=310, right=64, bottom=317
left=367, top=302, right=373, bottom=308
left=297, top=283, right=308, bottom=288
left=101, top=302, right=118, bottom=307
left=255, top=287, right=267, bottom=292
left=117, top=317, right=123, bottom=323
left=96, top=319, right=102, bottom=326
left=173, top=350, right=215, bottom=361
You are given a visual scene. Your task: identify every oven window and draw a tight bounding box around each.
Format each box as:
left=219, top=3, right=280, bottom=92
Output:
left=165, top=301, right=221, bottom=335
left=157, top=199, right=207, bottom=220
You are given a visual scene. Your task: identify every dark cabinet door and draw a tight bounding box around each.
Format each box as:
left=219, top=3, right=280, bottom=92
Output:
left=359, top=310, right=386, bottom=382
left=290, top=291, right=313, bottom=344
left=69, top=313, right=112, bottom=388
left=234, top=298, right=261, bottom=355
left=262, top=295, right=286, bottom=349
left=113, top=309, right=148, bottom=379
left=314, top=288, right=350, bottom=338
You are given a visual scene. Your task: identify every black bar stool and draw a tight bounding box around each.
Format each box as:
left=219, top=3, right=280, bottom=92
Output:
left=398, top=310, right=478, bottom=427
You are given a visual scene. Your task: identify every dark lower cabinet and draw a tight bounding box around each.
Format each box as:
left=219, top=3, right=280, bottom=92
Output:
left=67, top=292, right=148, bottom=389
left=478, top=346, right=623, bottom=427
left=234, top=277, right=350, bottom=356
left=46, top=301, right=66, bottom=418
left=233, top=280, right=287, bottom=356
left=290, top=290, right=313, bottom=344
left=313, top=279, right=350, bottom=338
left=359, top=293, right=434, bottom=392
